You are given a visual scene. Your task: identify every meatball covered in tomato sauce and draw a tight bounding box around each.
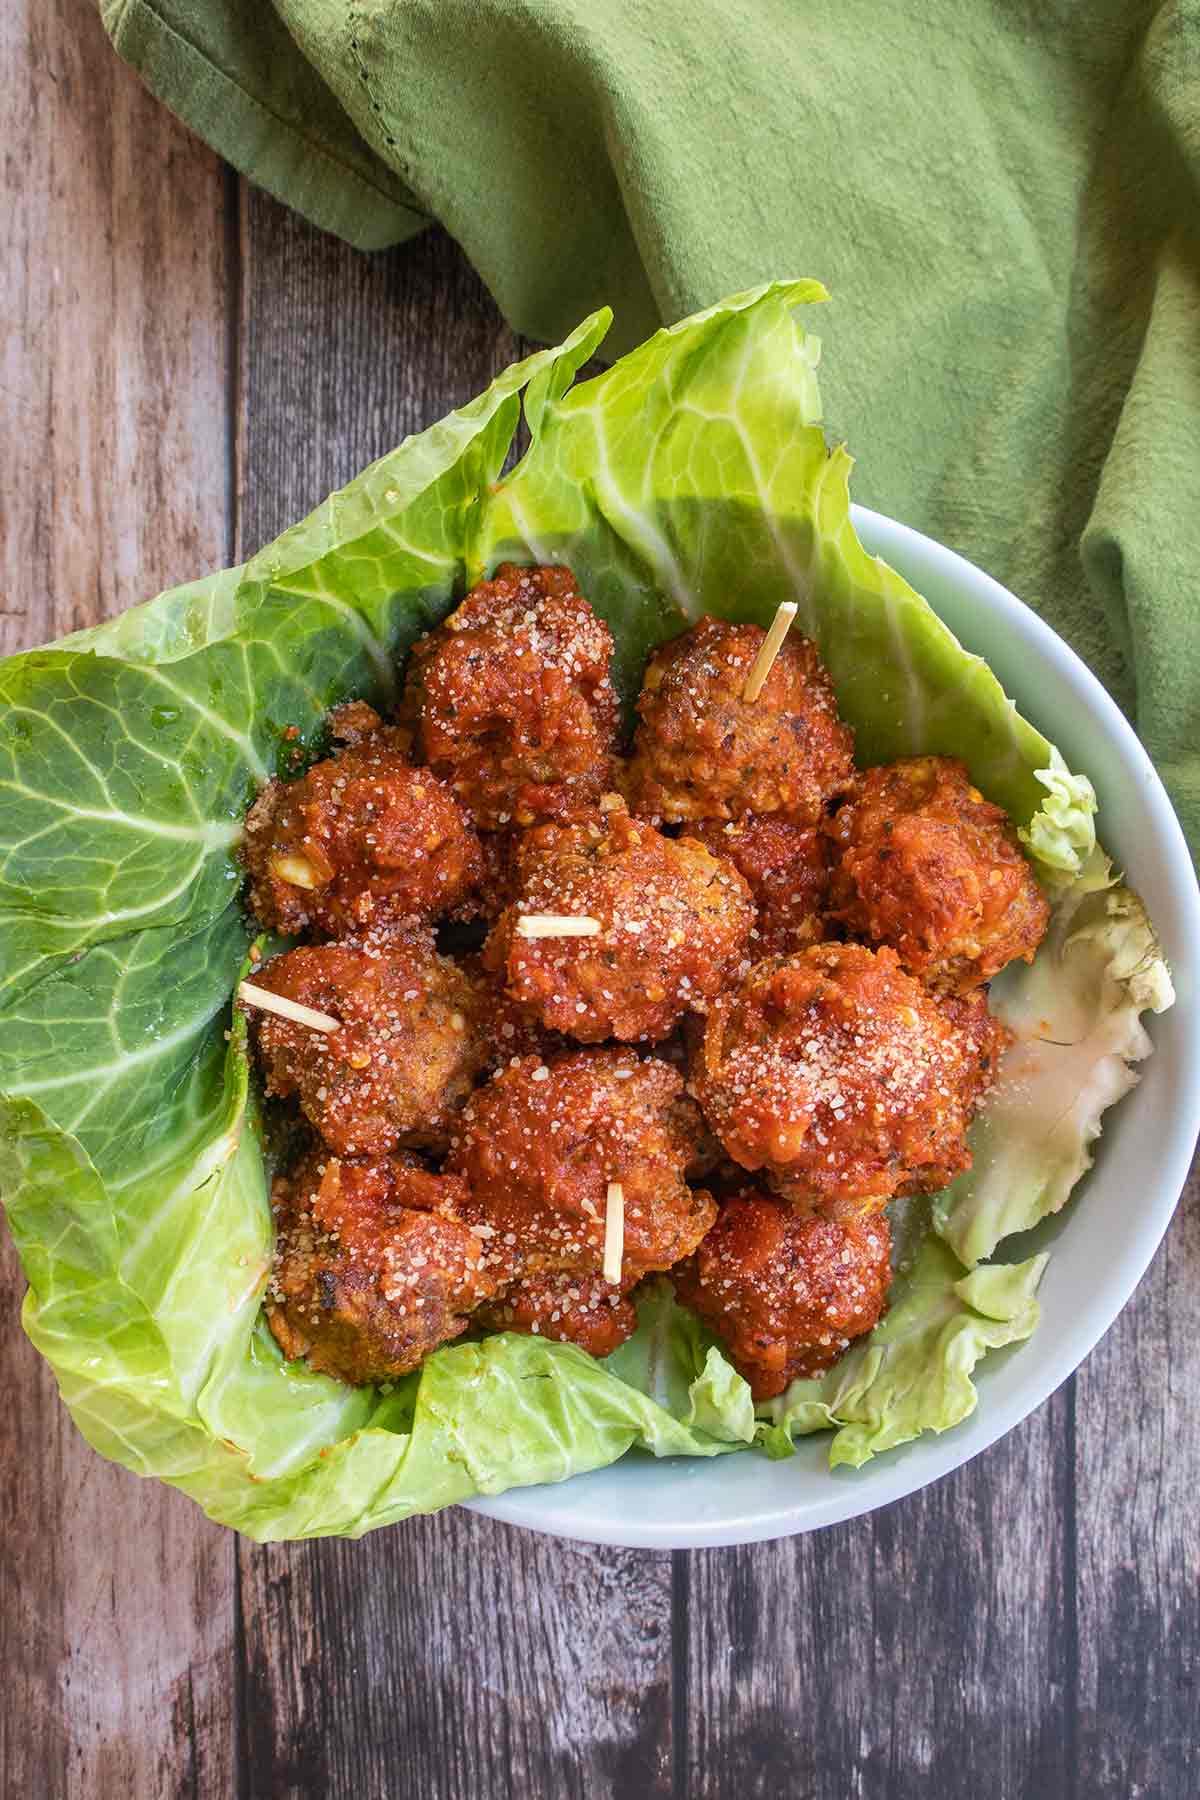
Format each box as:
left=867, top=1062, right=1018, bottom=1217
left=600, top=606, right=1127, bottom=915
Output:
left=448, top=827, right=522, bottom=926
left=247, top=934, right=488, bottom=1157
left=673, top=1191, right=892, bottom=1399
left=687, top=815, right=832, bottom=956
left=266, top=1150, right=498, bottom=1385
left=914, top=985, right=1013, bottom=1193
left=243, top=704, right=482, bottom=938
left=466, top=953, right=573, bottom=1067
left=624, top=617, right=854, bottom=825
left=401, top=564, right=619, bottom=828
left=484, top=801, right=755, bottom=1042
left=826, top=756, right=1049, bottom=993
left=445, top=1049, right=717, bottom=1293
left=477, top=1269, right=639, bottom=1359
left=692, top=942, right=1007, bottom=1209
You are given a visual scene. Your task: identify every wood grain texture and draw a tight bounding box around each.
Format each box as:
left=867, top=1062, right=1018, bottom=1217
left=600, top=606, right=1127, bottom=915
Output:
left=0, top=0, right=234, bottom=653
left=234, top=202, right=675, bottom=1800
left=1073, top=1163, right=1200, bottom=1798
left=0, top=4, right=237, bottom=1795
left=239, top=1512, right=673, bottom=1800
left=685, top=1395, right=1073, bottom=1800
left=235, top=195, right=523, bottom=554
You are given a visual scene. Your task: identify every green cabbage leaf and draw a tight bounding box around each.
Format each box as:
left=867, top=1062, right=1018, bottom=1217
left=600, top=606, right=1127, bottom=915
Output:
left=0, top=284, right=1165, bottom=1538
left=757, top=1235, right=1048, bottom=1468
left=933, top=850, right=1173, bottom=1268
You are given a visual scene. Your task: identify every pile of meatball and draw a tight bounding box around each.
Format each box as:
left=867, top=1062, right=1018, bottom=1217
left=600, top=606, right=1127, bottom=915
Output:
left=241, top=564, right=1049, bottom=1401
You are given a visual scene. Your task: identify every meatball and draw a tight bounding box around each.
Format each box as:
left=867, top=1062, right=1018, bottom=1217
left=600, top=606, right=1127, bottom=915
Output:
left=247, top=935, right=488, bottom=1156
left=484, top=802, right=755, bottom=1042
left=912, top=986, right=1009, bottom=1192
left=826, top=756, right=1050, bottom=993
left=265, top=1151, right=498, bottom=1385
left=448, top=827, right=522, bottom=926
left=687, top=815, right=832, bottom=956
left=243, top=703, right=482, bottom=937
left=624, top=616, right=854, bottom=824
left=444, top=1048, right=717, bottom=1289
left=673, top=1192, right=892, bottom=1399
left=401, top=563, right=619, bottom=828
left=465, top=953, right=573, bottom=1066
left=691, top=942, right=1008, bottom=1208
left=477, top=1270, right=638, bottom=1359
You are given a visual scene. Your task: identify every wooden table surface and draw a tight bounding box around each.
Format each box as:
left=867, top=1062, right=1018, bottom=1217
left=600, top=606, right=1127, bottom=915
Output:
left=3, top=9, right=1198, bottom=1797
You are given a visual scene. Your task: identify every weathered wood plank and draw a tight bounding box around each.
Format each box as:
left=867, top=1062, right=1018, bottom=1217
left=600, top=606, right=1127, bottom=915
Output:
left=240, top=1512, right=674, bottom=1800
left=234, top=200, right=674, bottom=1800
left=234, top=198, right=524, bottom=551
left=685, top=1396, right=1074, bottom=1800
left=0, top=1, right=234, bottom=650
left=1073, top=1159, right=1200, bottom=1797
left=0, top=4, right=237, bottom=1795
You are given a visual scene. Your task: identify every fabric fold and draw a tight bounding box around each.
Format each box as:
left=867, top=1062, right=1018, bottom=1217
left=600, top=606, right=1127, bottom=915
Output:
left=99, top=0, right=1200, bottom=848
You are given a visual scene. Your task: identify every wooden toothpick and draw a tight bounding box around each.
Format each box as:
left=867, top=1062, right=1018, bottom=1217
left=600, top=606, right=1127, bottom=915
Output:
left=603, top=1181, right=625, bottom=1285
left=515, top=914, right=602, bottom=939
left=237, top=980, right=339, bottom=1033
left=741, top=602, right=799, bottom=702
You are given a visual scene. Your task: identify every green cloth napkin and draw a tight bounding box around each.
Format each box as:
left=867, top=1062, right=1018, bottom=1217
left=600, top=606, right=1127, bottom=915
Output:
left=100, top=0, right=1200, bottom=850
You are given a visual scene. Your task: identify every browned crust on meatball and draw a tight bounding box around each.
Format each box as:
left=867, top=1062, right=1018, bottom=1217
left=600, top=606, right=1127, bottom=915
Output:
left=243, top=705, right=482, bottom=938
left=247, top=936, right=489, bottom=1157
left=825, top=756, right=1050, bottom=993
left=266, top=1151, right=498, bottom=1385
left=686, top=814, right=832, bottom=956
left=476, top=1270, right=639, bottom=1359
left=444, top=1048, right=717, bottom=1287
left=484, top=801, right=755, bottom=1043
left=448, top=827, right=522, bottom=925
left=691, top=942, right=1009, bottom=1208
left=623, top=617, right=854, bottom=824
left=401, top=564, right=619, bottom=828
left=673, top=1191, right=892, bottom=1398
left=905, top=985, right=1010, bottom=1193
left=463, top=951, right=575, bottom=1067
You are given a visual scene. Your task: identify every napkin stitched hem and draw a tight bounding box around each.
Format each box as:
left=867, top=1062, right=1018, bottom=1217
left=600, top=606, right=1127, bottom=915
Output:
left=103, top=0, right=428, bottom=249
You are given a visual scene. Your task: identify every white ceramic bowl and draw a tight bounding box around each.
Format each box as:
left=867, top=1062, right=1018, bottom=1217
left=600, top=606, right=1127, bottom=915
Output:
left=467, top=505, right=1200, bottom=1548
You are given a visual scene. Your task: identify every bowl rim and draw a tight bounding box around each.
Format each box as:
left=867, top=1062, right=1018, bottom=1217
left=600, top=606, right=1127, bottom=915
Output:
left=466, top=503, right=1200, bottom=1548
